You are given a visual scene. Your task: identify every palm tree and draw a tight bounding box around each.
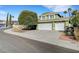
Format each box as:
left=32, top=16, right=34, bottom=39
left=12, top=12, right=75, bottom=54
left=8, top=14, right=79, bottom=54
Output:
left=72, top=10, right=78, bottom=16
left=68, top=8, right=72, bottom=24
left=68, top=8, right=72, bottom=17
left=63, top=11, right=67, bottom=18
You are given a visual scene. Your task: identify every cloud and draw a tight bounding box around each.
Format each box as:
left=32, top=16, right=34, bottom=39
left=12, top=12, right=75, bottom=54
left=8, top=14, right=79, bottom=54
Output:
left=43, top=5, right=72, bottom=12
left=0, top=10, right=7, bottom=15
left=0, top=10, right=7, bottom=20
left=0, top=10, right=17, bottom=20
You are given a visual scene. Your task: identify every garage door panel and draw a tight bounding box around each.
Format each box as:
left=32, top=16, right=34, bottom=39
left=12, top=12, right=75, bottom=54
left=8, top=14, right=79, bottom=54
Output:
left=37, top=23, right=52, bottom=30
left=55, top=23, right=64, bottom=31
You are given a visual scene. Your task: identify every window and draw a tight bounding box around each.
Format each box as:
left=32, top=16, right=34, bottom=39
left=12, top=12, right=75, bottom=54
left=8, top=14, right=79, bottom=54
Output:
left=39, top=16, right=41, bottom=20
left=42, top=16, right=45, bottom=20
left=55, top=15, right=59, bottom=19
left=50, top=15, right=54, bottom=19
left=46, top=15, right=49, bottom=20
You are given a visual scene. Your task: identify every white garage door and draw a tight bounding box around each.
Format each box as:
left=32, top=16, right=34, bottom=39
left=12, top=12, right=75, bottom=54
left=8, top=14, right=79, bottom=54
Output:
left=37, top=23, right=52, bottom=30
left=55, top=23, right=64, bottom=31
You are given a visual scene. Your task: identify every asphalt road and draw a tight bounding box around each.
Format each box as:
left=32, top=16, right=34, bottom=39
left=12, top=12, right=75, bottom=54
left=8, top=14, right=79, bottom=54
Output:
left=0, top=31, right=78, bottom=53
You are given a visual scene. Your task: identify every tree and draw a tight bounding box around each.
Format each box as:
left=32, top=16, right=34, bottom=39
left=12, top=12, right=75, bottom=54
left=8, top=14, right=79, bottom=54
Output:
left=72, top=10, right=78, bottom=16
left=63, top=11, right=67, bottom=17
left=70, top=11, right=79, bottom=27
left=18, top=10, right=38, bottom=29
left=6, top=13, right=9, bottom=27
left=68, top=8, right=72, bottom=17
left=9, top=14, right=14, bottom=26
left=6, top=13, right=14, bottom=27
left=9, top=14, right=12, bottom=25
left=67, top=8, right=72, bottom=24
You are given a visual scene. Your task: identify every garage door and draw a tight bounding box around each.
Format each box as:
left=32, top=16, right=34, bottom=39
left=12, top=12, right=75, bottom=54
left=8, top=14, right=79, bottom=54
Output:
left=37, top=23, right=52, bottom=30
left=55, top=23, right=64, bottom=31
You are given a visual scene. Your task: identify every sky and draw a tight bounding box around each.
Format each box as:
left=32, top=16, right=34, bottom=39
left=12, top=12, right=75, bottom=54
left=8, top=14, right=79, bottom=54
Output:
left=0, top=5, right=79, bottom=20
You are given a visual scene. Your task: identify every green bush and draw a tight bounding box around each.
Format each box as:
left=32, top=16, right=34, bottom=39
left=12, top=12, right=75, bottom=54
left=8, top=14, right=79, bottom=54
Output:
left=70, top=12, right=79, bottom=27
left=18, top=10, right=38, bottom=26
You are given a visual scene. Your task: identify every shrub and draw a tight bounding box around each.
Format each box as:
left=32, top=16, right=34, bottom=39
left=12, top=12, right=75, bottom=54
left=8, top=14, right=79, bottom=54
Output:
left=18, top=10, right=38, bottom=30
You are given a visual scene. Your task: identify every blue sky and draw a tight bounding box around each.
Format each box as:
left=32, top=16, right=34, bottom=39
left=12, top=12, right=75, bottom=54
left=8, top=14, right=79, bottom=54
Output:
left=0, top=5, right=79, bottom=20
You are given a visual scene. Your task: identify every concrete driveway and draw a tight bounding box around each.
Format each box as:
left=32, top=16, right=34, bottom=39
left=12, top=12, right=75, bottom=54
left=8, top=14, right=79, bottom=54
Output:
left=4, top=29, right=79, bottom=51
left=0, top=31, right=78, bottom=52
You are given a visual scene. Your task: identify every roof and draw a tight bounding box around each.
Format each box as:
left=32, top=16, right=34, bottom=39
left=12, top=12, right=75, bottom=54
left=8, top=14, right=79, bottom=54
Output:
left=39, top=12, right=62, bottom=17
left=42, top=12, right=57, bottom=15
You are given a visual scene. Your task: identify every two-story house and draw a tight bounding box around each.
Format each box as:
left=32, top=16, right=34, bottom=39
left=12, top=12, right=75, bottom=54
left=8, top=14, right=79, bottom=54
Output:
left=37, top=12, right=69, bottom=31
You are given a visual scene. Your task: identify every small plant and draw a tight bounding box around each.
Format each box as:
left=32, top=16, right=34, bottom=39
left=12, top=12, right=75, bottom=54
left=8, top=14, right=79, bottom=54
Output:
left=64, top=26, right=74, bottom=36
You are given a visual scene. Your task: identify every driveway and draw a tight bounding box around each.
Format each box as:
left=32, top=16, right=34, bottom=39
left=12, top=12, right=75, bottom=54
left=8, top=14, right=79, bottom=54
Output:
left=0, top=31, right=78, bottom=53
left=4, top=29, right=79, bottom=51
left=3, top=29, right=79, bottom=52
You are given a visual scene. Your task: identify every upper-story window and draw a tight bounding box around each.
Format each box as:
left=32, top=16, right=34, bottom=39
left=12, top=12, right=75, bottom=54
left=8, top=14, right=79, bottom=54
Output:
left=55, top=15, right=59, bottom=19
left=46, top=15, right=49, bottom=20
left=42, top=16, right=45, bottom=20
left=39, top=16, right=41, bottom=20
left=50, top=15, right=54, bottom=19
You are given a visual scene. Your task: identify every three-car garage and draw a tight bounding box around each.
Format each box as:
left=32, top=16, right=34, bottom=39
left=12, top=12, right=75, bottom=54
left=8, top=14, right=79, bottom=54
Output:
left=37, top=22, right=65, bottom=31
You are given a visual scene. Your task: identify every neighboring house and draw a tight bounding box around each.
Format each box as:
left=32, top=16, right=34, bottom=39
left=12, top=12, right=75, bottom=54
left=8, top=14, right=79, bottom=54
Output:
left=0, top=20, right=18, bottom=27
left=0, top=20, right=6, bottom=27
left=0, top=20, right=6, bottom=30
left=37, top=12, right=69, bottom=31
left=12, top=21, right=19, bottom=25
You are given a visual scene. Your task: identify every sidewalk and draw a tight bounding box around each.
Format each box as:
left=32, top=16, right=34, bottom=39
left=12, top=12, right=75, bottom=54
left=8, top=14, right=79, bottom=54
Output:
left=4, top=29, right=79, bottom=51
